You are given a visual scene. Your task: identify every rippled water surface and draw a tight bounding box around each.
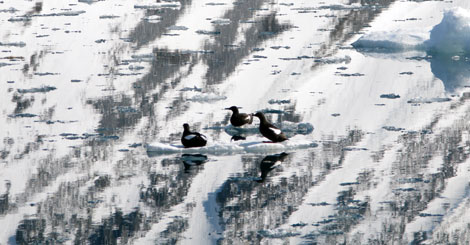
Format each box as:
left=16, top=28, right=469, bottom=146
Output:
left=2, top=0, right=470, bottom=244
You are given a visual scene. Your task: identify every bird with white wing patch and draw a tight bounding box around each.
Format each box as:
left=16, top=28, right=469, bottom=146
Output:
left=253, top=112, right=288, bottom=143
left=225, top=106, right=254, bottom=127
left=181, top=123, right=207, bottom=148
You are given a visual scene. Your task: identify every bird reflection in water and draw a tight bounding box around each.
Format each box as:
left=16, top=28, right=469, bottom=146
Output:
left=256, top=152, right=289, bottom=183
left=230, top=135, right=246, bottom=141
left=181, top=154, right=208, bottom=172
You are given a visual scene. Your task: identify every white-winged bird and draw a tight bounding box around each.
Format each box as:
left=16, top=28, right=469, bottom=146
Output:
left=225, top=106, right=253, bottom=127
left=254, top=112, right=288, bottom=142
left=181, top=123, right=207, bottom=148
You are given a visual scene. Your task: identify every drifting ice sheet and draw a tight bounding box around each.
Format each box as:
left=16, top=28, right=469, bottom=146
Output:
left=146, top=138, right=318, bottom=155
left=353, top=7, right=470, bottom=56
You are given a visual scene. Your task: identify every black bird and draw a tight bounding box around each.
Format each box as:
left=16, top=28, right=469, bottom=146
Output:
left=225, top=106, right=253, bottom=127
left=256, top=152, right=289, bottom=183
left=181, top=123, right=207, bottom=148
left=254, top=112, right=288, bottom=142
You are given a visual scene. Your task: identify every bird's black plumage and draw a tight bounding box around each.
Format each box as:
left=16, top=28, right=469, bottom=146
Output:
left=254, top=112, right=288, bottom=142
left=181, top=123, right=207, bottom=148
left=225, top=106, right=253, bottom=127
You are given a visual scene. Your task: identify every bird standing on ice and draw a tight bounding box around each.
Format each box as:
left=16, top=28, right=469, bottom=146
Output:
left=181, top=123, right=207, bottom=148
left=254, top=112, right=288, bottom=143
left=225, top=106, right=254, bottom=127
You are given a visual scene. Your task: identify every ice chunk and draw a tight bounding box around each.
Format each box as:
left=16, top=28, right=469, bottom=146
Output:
left=18, top=86, right=56, bottom=93
left=258, top=229, right=300, bottom=238
left=206, top=2, right=226, bottom=6
left=318, top=4, right=364, bottom=11
left=0, top=8, right=18, bottom=13
left=8, top=17, right=32, bottom=22
left=146, top=138, right=318, bottom=155
left=210, top=18, right=231, bottom=25
left=382, top=126, right=405, bottom=132
left=167, top=25, right=188, bottom=31
left=268, top=99, right=291, bottom=104
left=314, top=55, right=351, bottom=64
left=187, top=94, right=227, bottom=102
left=425, top=8, right=470, bottom=55
left=195, top=30, right=220, bottom=35
left=0, top=41, right=26, bottom=47
left=8, top=113, right=37, bottom=118
left=34, top=72, right=59, bottom=76
left=407, top=97, right=452, bottom=104
left=353, top=8, right=470, bottom=56
left=179, top=86, right=202, bottom=92
left=380, top=94, right=400, bottom=99
left=37, top=10, right=86, bottom=17
left=142, top=15, right=161, bottom=23
left=134, top=3, right=181, bottom=10
left=352, top=30, right=426, bottom=52
left=99, top=15, right=120, bottom=19
left=0, top=62, right=13, bottom=67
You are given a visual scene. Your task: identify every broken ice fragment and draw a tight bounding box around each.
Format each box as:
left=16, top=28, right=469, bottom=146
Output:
left=195, top=30, right=220, bottom=35
left=167, top=25, right=188, bottom=31
left=380, top=94, right=400, bottom=99
left=18, top=86, right=56, bottom=93
left=8, top=113, right=38, bottom=118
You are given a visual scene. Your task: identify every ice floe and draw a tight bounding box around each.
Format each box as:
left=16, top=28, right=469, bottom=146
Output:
left=134, top=2, right=181, bottom=10
left=424, top=8, right=470, bottom=55
left=407, top=97, right=452, bottom=104
left=351, top=30, right=427, bottom=52
left=146, top=138, right=318, bottom=155
left=0, top=41, right=26, bottom=47
left=353, top=7, right=470, bottom=56
left=142, top=15, right=161, bottom=23
left=187, top=94, right=227, bottom=103
left=17, top=86, right=57, bottom=94
left=167, top=25, right=189, bottom=31
left=210, top=18, right=231, bottom=25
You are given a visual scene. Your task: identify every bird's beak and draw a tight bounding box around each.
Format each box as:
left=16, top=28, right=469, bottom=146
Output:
left=224, top=108, right=231, bottom=110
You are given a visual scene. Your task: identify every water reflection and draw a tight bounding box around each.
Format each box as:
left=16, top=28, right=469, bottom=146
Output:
left=181, top=154, right=208, bottom=172
left=203, top=11, right=292, bottom=85
left=255, top=152, right=289, bottom=183
left=0, top=182, right=9, bottom=215
left=429, top=54, right=470, bottom=93
left=128, top=0, right=193, bottom=48
left=353, top=48, right=470, bottom=93
left=311, top=0, right=396, bottom=69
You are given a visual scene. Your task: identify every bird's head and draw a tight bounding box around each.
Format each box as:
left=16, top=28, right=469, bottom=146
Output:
left=225, top=106, right=239, bottom=112
left=254, top=112, right=264, bottom=118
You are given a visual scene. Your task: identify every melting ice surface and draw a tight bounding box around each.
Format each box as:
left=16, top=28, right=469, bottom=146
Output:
left=353, top=7, right=470, bottom=92
left=353, top=7, right=470, bottom=56
left=147, top=137, right=318, bottom=155
left=351, top=30, right=427, bottom=52
left=424, top=7, right=470, bottom=55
